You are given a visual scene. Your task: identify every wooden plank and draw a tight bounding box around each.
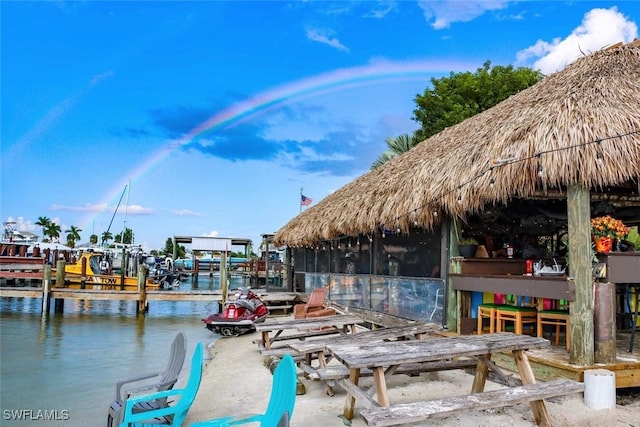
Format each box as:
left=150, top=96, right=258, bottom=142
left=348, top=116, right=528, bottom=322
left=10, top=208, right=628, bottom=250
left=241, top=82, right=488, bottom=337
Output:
left=288, top=324, right=443, bottom=355
left=327, top=333, right=550, bottom=369
left=0, top=256, right=45, bottom=266
left=0, top=287, right=44, bottom=298
left=314, top=359, right=477, bottom=381
left=0, top=271, right=44, bottom=279
left=50, top=290, right=140, bottom=301
left=451, top=275, right=575, bottom=301
left=255, top=314, right=362, bottom=332
left=360, top=379, right=584, bottom=427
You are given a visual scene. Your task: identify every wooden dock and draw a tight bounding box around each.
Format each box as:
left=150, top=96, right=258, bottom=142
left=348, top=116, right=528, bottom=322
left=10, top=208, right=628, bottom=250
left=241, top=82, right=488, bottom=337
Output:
left=0, top=284, right=300, bottom=314
left=1, top=256, right=300, bottom=314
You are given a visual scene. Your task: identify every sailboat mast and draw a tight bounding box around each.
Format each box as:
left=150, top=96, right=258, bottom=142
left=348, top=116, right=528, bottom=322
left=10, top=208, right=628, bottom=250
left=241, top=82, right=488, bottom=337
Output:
left=121, top=180, right=131, bottom=244
left=104, top=185, right=127, bottom=246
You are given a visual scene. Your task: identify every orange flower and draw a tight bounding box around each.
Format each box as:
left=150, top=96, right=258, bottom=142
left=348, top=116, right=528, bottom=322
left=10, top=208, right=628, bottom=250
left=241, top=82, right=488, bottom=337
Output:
left=591, top=215, right=630, bottom=239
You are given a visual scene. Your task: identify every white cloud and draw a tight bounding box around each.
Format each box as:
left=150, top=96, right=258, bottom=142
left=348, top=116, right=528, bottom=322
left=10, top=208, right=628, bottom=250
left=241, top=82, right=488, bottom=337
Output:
left=51, top=203, right=109, bottom=212
left=124, top=205, right=155, bottom=215
left=516, top=7, right=638, bottom=74
left=417, top=0, right=509, bottom=29
left=306, top=28, right=349, bottom=52
left=49, top=203, right=153, bottom=215
left=201, top=230, right=219, bottom=237
left=363, top=1, right=397, bottom=19
left=173, top=209, right=206, bottom=217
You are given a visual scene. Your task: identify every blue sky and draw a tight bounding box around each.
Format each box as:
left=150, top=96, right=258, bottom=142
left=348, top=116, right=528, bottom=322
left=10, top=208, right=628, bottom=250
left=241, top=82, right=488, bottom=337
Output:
left=2, top=1, right=639, bottom=252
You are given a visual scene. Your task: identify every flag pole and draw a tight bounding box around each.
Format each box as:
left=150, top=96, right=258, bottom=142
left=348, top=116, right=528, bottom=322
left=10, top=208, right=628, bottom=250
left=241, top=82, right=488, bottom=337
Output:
left=299, top=187, right=303, bottom=213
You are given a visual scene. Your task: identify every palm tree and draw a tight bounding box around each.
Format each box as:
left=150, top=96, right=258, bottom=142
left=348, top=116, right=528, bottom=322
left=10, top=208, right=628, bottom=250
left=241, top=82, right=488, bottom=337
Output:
left=101, top=231, right=113, bottom=246
left=90, top=234, right=99, bottom=245
left=35, top=216, right=51, bottom=241
left=371, top=134, right=418, bottom=169
left=65, top=225, right=82, bottom=248
left=46, top=223, right=62, bottom=243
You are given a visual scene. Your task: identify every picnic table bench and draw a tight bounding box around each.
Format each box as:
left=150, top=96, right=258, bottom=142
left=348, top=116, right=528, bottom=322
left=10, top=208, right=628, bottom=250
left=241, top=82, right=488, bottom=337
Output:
left=253, top=314, right=361, bottom=354
left=361, top=379, right=584, bottom=426
left=327, top=332, right=582, bottom=426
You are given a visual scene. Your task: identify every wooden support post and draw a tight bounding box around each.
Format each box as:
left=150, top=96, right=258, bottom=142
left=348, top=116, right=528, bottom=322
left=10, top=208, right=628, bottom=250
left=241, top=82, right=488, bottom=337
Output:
left=54, top=298, right=64, bottom=313
left=594, top=281, right=616, bottom=363
left=81, top=255, right=87, bottom=290
left=447, top=217, right=459, bottom=332
left=55, top=259, right=65, bottom=288
left=567, top=184, right=594, bottom=365
left=137, top=264, right=147, bottom=313
left=120, top=246, right=126, bottom=290
left=41, top=264, right=52, bottom=315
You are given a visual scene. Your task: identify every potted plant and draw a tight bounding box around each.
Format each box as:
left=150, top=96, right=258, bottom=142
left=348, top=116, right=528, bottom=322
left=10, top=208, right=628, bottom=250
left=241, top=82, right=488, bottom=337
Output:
left=458, top=237, right=479, bottom=258
left=590, top=215, right=630, bottom=253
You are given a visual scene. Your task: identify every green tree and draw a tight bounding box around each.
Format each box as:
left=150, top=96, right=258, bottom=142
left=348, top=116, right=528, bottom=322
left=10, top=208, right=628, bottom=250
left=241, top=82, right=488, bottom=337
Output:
left=46, top=223, right=62, bottom=243
left=162, top=237, right=186, bottom=259
left=412, top=61, right=543, bottom=141
left=65, top=225, right=82, bottom=248
left=114, top=228, right=134, bottom=244
left=35, top=216, right=51, bottom=241
left=371, top=134, right=420, bottom=169
left=101, top=231, right=113, bottom=246
left=90, top=234, right=99, bottom=245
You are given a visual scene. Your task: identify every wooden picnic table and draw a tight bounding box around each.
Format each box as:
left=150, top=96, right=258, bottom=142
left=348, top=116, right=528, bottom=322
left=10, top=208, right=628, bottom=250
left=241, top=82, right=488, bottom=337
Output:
left=253, top=314, right=361, bottom=353
left=326, top=332, right=567, bottom=426
left=288, top=323, right=449, bottom=395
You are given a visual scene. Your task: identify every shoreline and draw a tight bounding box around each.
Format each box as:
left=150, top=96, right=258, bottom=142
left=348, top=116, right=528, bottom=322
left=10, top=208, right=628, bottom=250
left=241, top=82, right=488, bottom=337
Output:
left=187, top=328, right=640, bottom=426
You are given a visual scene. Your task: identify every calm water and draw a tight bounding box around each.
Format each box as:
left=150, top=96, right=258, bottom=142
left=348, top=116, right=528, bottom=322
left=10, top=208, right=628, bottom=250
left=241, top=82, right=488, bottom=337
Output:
left=0, top=274, right=244, bottom=427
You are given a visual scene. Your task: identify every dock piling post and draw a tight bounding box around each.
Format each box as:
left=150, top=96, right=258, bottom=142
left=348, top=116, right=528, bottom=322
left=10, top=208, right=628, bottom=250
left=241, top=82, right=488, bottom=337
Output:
left=81, top=256, right=87, bottom=289
left=41, top=264, right=52, bottom=315
left=137, top=265, right=148, bottom=313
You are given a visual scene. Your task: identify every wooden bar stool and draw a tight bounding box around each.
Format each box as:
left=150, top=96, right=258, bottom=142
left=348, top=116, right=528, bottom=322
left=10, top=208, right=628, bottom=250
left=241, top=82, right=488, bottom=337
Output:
left=496, top=305, right=537, bottom=335
left=477, top=303, right=502, bottom=334
left=537, top=309, right=570, bottom=350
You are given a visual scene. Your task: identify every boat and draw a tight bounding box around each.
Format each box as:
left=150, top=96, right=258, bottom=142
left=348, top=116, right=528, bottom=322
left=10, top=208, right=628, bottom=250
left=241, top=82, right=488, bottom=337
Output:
left=173, top=253, right=248, bottom=271
left=62, top=252, right=173, bottom=290
left=1, top=221, right=39, bottom=256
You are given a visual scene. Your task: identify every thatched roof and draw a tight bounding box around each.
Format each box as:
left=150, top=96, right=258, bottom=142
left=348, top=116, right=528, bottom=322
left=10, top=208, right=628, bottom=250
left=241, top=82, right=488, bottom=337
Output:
left=275, top=40, right=640, bottom=247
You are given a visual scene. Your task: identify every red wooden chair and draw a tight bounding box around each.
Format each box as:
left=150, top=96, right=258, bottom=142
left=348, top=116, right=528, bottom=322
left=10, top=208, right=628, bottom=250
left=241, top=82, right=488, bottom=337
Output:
left=293, top=287, right=335, bottom=319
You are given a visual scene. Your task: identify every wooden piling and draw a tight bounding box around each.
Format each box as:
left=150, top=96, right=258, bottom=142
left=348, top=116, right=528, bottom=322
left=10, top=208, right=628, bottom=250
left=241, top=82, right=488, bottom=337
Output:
left=55, top=259, right=65, bottom=287
left=81, top=256, right=87, bottom=289
left=594, top=281, right=617, bottom=363
left=120, top=247, right=126, bottom=290
left=137, top=264, right=147, bottom=313
left=55, top=259, right=66, bottom=312
left=41, top=264, right=52, bottom=315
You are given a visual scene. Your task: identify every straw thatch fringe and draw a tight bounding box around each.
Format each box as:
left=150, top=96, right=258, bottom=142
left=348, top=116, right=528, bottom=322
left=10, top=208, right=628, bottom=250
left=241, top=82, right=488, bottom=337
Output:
left=275, top=41, right=640, bottom=246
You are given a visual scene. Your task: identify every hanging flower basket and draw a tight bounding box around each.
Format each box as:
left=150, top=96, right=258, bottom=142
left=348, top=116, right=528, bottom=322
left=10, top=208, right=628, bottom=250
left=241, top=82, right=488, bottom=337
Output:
left=592, top=235, right=614, bottom=254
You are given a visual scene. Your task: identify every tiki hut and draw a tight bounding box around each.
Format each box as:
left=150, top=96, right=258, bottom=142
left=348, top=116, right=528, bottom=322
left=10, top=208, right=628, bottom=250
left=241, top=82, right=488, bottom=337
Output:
left=275, top=40, right=640, bottom=367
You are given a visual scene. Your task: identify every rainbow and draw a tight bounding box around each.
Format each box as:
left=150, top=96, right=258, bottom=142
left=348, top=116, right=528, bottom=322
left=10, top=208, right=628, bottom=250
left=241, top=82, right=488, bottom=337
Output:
left=83, top=59, right=478, bottom=229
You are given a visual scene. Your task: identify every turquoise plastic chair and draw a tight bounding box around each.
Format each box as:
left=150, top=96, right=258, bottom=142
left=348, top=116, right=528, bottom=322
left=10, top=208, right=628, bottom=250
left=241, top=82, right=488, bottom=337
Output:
left=119, top=342, right=204, bottom=427
left=191, top=353, right=297, bottom=427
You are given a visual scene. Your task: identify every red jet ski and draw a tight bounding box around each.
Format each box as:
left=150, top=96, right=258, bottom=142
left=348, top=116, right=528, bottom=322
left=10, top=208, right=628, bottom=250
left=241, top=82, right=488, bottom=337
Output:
left=203, top=287, right=269, bottom=336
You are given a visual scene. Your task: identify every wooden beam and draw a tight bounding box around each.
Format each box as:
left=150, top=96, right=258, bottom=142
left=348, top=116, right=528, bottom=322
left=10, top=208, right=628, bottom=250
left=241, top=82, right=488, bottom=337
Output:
left=567, top=184, right=594, bottom=366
